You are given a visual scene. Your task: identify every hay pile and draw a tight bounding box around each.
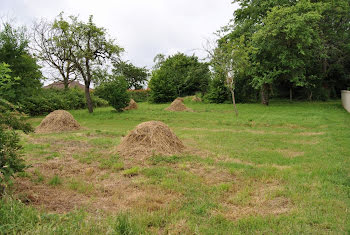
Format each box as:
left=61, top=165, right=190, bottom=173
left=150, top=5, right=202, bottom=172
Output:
left=165, top=98, right=193, bottom=112
left=123, top=99, right=138, bottom=111
left=117, top=121, right=184, bottom=159
left=35, top=110, right=81, bottom=133
left=192, top=96, right=202, bottom=102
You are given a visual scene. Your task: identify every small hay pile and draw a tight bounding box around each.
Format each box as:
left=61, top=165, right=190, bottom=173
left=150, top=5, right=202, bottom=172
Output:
left=123, top=99, right=138, bottom=111
left=192, top=96, right=202, bottom=102
left=117, top=121, right=184, bottom=159
left=165, top=98, right=193, bottom=112
left=35, top=110, right=81, bottom=133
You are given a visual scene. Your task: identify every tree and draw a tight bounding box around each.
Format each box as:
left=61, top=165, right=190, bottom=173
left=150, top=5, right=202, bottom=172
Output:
left=52, top=13, right=124, bottom=113
left=112, top=61, right=148, bottom=90
left=149, top=53, right=210, bottom=103
left=251, top=1, right=323, bottom=104
left=0, top=22, right=42, bottom=104
left=206, top=36, right=250, bottom=115
left=0, top=64, right=33, bottom=195
left=32, top=19, right=76, bottom=90
left=223, top=0, right=350, bottom=103
left=94, top=75, right=129, bottom=112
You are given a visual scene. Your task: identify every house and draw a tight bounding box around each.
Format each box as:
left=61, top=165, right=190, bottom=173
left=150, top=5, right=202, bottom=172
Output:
left=43, top=81, right=86, bottom=90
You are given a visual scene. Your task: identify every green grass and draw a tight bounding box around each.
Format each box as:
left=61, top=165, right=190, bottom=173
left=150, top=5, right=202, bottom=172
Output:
left=48, top=175, right=62, bottom=186
left=2, top=100, right=350, bottom=234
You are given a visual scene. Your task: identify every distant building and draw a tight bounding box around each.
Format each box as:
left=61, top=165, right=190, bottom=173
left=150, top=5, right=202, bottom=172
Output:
left=43, top=81, right=86, bottom=90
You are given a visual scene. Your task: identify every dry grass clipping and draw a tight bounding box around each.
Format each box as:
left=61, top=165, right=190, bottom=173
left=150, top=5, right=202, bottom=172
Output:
left=123, top=99, right=138, bottom=111
left=117, top=121, right=184, bottom=159
left=35, top=110, right=81, bottom=133
left=165, top=98, right=193, bottom=112
left=192, top=96, right=202, bottom=102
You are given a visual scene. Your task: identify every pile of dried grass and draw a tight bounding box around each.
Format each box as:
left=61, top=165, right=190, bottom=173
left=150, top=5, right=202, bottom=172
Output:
left=165, top=98, right=193, bottom=112
left=35, top=110, right=81, bottom=133
left=192, top=96, right=202, bottom=102
left=123, top=99, right=138, bottom=111
left=117, top=121, right=184, bottom=159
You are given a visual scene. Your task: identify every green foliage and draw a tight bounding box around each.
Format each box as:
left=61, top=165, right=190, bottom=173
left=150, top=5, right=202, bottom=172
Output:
left=113, top=61, right=149, bottom=90
left=0, top=98, right=33, bottom=195
left=48, top=175, right=62, bottom=186
left=149, top=53, right=210, bottom=103
left=0, top=23, right=42, bottom=104
left=204, top=75, right=231, bottom=103
left=122, top=167, right=140, bottom=177
left=52, top=13, right=124, bottom=113
left=221, top=0, right=350, bottom=103
left=114, top=213, right=141, bottom=235
left=95, top=76, right=130, bottom=112
left=127, top=89, right=150, bottom=102
left=21, top=88, right=108, bottom=116
left=251, top=1, right=323, bottom=90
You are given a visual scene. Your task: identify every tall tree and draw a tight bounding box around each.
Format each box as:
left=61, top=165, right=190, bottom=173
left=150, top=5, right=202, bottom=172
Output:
left=149, top=53, right=210, bottom=103
left=32, top=19, right=76, bottom=89
left=251, top=1, right=323, bottom=104
left=53, top=13, right=123, bottom=113
left=207, top=36, right=250, bottom=116
left=0, top=23, right=42, bottom=103
left=112, top=61, right=148, bottom=90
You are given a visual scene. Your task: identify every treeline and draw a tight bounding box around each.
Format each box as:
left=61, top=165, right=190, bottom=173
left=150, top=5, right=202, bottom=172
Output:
left=1, top=1, right=349, bottom=117
left=207, top=0, right=350, bottom=105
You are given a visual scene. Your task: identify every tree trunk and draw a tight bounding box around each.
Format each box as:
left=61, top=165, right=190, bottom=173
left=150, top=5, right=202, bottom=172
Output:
left=289, top=87, right=293, bottom=102
left=84, top=81, right=93, bottom=113
left=64, top=77, right=69, bottom=90
left=230, top=89, right=238, bottom=117
left=261, top=83, right=269, bottom=106
left=308, top=91, right=313, bottom=101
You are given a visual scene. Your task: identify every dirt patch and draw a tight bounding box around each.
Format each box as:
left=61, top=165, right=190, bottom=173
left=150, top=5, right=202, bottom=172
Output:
left=35, top=110, right=81, bottom=133
left=277, top=149, right=304, bottom=158
left=123, top=99, right=138, bottom=111
left=117, top=121, right=184, bottom=162
left=187, top=163, right=234, bottom=185
left=298, top=132, right=325, bottom=136
left=14, top=136, right=178, bottom=214
left=165, top=99, right=193, bottom=112
left=216, top=181, right=291, bottom=220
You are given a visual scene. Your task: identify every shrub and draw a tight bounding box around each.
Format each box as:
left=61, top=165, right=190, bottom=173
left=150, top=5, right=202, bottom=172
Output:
left=20, top=88, right=108, bottom=116
left=94, top=76, right=130, bottom=112
left=127, top=89, right=150, bottom=102
left=0, top=99, right=33, bottom=195
left=204, top=76, right=231, bottom=103
left=149, top=53, right=210, bottom=103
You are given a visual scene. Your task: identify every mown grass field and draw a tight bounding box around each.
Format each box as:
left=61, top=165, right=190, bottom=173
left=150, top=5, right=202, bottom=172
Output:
left=1, top=100, right=350, bottom=234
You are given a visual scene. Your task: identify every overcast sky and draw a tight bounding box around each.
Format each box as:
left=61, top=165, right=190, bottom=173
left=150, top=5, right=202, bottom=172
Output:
left=1, top=0, right=237, bottom=70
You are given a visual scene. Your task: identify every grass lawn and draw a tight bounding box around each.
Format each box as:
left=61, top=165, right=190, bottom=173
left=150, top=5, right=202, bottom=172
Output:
left=1, top=100, right=350, bottom=234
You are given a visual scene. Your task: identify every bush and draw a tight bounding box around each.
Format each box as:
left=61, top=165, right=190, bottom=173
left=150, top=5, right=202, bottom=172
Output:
left=0, top=99, right=33, bottom=195
left=127, top=89, right=150, bottom=102
left=94, top=76, right=130, bottom=112
left=20, top=88, right=108, bottom=116
left=149, top=53, right=210, bottom=103
left=204, top=76, right=231, bottom=103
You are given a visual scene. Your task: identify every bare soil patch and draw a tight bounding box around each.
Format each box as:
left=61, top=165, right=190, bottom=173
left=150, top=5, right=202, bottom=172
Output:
left=277, top=149, right=304, bottom=158
left=216, top=181, right=291, bottom=220
left=298, top=132, right=325, bottom=136
left=35, top=110, right=81, bottom=133
left=14, top=136, right=179, bottom=214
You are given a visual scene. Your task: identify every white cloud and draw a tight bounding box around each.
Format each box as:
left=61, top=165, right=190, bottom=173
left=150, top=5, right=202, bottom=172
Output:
left=1, top=0, right=237, bottom=70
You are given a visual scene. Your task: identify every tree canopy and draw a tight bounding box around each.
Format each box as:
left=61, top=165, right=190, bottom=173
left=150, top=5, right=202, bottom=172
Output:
left=149, top=53, right=210, bottom=103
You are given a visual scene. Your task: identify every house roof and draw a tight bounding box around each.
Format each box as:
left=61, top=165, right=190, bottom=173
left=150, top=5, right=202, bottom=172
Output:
left=43, top=81, right=86, bottom=90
